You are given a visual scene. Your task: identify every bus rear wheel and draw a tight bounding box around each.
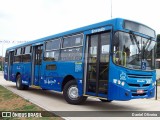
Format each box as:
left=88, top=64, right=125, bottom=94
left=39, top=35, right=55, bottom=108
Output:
left=63, top=80, right=87, bottom=105
left=16, top=74, right=28, bottom=90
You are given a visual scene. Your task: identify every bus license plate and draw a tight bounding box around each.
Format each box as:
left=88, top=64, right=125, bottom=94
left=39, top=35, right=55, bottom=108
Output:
left=137, top=89, right=144, bottom=94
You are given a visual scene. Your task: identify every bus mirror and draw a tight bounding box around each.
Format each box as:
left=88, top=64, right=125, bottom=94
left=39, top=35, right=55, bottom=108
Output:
left=114, top=51, right=126, bottom=67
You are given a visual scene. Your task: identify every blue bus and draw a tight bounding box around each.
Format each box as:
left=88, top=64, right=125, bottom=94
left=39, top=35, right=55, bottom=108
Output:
left=4, top=18, right=156, bottom=104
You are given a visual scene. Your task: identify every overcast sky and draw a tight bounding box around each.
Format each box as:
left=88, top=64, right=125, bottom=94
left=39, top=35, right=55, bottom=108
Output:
left=0, top=0, right=159, bottom=56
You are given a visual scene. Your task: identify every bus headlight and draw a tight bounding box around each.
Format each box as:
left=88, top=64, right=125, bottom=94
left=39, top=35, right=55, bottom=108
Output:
left=121, top=82, right=125, bottom=86
left=113, top=79, right=117, bottom=84
left=118, top=80, right=121, bottom=85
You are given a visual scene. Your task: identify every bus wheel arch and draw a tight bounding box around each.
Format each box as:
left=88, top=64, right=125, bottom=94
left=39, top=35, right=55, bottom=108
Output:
left=62, top=75, right=75, bottom=91
left=16, top=73, right=29, bottom=90
left=62, top=76, right=87, bottom=105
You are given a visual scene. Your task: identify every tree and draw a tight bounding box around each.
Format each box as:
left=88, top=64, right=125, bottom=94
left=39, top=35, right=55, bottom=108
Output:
left=156, top=34, right=160, bottom=58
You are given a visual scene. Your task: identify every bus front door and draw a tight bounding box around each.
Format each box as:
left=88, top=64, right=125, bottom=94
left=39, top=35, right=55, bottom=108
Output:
left=8, top=51, right=14, bottom=81
left=85, top=32, right=110, bottom=97
left=32, top=45, right=43, bottom=86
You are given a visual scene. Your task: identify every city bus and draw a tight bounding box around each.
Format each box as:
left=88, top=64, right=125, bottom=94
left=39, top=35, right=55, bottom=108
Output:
left=4, top=18, right=156, bottom=104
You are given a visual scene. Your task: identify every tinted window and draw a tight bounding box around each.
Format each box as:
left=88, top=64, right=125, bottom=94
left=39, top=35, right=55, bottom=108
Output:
left=16, top=48, right=22, bottom=55
left=63, top=34, right=83, bottom=48
left=22, top=54, right=31, bottom=62
left=44, top=50, right=59, bottom=61
left=124, top=20, right=156, bottom=38
left=46, top=39, right=60, bottom=50
left=61, top=47, right=82, bottom=61
left=44, top=39, right=60, bottom=61
left=24, top=46, right=31, bottom=54
left=5, top=51, right=9, bottom=62
left=14, top=56, right=21, bottom=62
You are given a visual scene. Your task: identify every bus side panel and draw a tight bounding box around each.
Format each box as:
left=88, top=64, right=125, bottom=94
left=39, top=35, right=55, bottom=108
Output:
left=21, top=62, right=31, bottom=86
left=59, top=62, right=83, bottom=94
left=40, top=61, right=61, bottom=91
left=40, top=61, right=83, bottom=93
left=11, top=63, right=23, bottom=82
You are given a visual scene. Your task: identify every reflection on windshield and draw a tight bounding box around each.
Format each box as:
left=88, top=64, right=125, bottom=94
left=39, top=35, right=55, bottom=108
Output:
left=113, top=31, right=156, bottom=70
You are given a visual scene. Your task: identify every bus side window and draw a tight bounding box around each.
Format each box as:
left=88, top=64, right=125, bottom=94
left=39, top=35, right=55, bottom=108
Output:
left=14, top=48, right=22, bottom=63
left=35, top=46, right=43, bottom=65
left=44, top=39, right=60, bottom=61
left=61, top=34, right=83, bottom=61
left=5, top=51, right=9, bottom=63
left=22, top=46, right=31, bottom=62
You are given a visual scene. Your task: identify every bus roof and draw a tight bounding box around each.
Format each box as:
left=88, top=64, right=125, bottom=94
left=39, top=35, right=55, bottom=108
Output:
left=6, top=18, right=155, bottom=51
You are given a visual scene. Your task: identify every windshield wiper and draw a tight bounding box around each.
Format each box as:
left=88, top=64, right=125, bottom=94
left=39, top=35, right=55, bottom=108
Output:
left=129, top=31, right=141, bottom=61
left=129, top=31, right=141, bottom=53
left=144, top=38, right=151, bottom=51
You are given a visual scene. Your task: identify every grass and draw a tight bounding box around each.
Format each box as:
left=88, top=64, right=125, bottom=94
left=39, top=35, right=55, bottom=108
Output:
left=0, top=85, right=63, bottom=120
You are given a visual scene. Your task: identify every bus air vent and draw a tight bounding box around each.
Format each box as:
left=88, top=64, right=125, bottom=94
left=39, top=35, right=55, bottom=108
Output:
left=127, top=74, right=152, bottom=79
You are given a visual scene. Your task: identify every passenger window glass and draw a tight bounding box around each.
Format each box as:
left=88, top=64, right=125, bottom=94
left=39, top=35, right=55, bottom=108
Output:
left=61, top=47, right=82, bottom=61
left=63, top=34, right=83, bottom=48
left=46, top=39, right=60, bottom=50
left=44, top=39, right=60, bottom=61
left=5, top=51, right=9, bottom=62
left=16, top=48, right=22, bottom=55
left=25, top=46, right=31, bottom=54
left=44, top=50, right=59, bottom=61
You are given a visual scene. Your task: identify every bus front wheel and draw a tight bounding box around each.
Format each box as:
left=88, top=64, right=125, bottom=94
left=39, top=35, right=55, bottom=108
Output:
left=63, top=80, right=87, bottom=105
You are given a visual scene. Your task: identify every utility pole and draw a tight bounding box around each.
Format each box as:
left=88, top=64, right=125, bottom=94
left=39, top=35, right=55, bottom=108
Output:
left=111, top=0, right=112, bottom=19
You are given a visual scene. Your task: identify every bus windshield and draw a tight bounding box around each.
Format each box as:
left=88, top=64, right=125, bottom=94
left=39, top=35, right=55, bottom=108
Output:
left=113, top=31, right=156, bottom=70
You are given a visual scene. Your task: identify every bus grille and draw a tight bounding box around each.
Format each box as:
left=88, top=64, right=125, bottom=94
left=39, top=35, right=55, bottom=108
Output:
left=128, top=84, right=150, bottom=87
left=127, top=74, right=152, bottom=79
left=127, top=74, right=152, bottom=87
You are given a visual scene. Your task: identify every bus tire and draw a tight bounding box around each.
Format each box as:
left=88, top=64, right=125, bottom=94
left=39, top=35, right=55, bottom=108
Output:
left=16, top=74, right=25, bottom=90
left=99, top=99, right=112, bottom=102
left=63, top=80, right=87, bottom=105
left=24, top=85, right=29, bottom=90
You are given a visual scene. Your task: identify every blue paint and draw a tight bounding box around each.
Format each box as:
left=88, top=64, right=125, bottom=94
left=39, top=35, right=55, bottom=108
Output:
left=4, top=18, right=156, bottom=101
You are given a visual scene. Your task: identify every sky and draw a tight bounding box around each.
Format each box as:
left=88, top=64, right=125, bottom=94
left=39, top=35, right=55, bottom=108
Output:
left=0, top=0, right=159, bottom=56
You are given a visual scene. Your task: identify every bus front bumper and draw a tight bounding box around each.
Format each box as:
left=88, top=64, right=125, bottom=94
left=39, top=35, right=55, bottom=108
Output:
left=108, top=83, right=155, bottom=101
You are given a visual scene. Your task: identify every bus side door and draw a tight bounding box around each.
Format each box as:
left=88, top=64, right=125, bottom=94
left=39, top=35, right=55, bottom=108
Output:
left=8, top=51, right=14, bottom=81
left=84, top=26, right=112, bottom=98
left=32, top=44, right=43, bottom=86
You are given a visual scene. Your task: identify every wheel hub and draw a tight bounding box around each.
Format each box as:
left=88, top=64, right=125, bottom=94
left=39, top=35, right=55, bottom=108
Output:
left=68, top=85, right=78, bottom=100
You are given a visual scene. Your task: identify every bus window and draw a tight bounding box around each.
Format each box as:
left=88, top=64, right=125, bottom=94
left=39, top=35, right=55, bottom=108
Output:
left=44, top=39, right=60, bottom=61
left=61, top=34, right=83, bottom=61
left=16, top=48, right=22, bottom=55
left=45, top=39, right=60, bottom=50
left=5, top=51, right=9, bottom=63
left=35, top=46, right=43, bottom=65
left=22, top=46, right=31, bottom=62
left=14, top=48, right=22, bottom=62
left=61, top=47, right=82, bottom=61
left=62, top=34, right=83, bottom=48
left=24, top=46, right=32, bottom=54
